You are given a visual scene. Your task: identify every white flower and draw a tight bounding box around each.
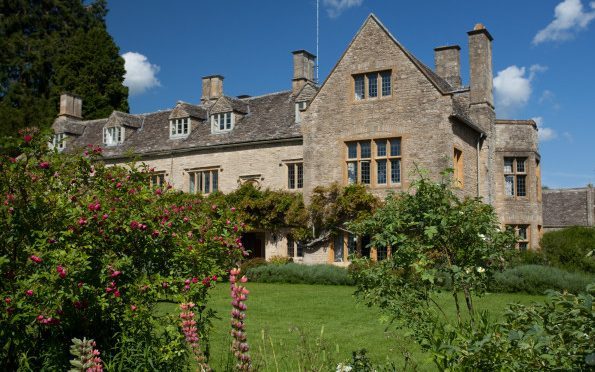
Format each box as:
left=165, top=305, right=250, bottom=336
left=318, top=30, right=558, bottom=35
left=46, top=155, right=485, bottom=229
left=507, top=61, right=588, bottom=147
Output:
left=478, top=233, right=486, bottom=241
left=477, top=267, right=485, bottom=273
left=465, top=267, right=472, bottom=274
left=336, top=364, right=353, bottom=372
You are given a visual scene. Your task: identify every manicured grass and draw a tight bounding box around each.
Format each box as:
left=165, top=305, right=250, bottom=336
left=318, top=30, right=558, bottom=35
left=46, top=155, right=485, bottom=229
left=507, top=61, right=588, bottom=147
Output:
left=162, top=284, right=544, bottom=371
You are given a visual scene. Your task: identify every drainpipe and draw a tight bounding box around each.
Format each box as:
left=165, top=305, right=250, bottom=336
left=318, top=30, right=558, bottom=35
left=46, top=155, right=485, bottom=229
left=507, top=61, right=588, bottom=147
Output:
left=476, top=133, right=484, bottom=198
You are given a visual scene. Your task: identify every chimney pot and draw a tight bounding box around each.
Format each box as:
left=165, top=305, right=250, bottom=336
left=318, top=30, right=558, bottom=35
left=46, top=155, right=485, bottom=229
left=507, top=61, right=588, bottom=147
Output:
left=59, top=93, right=82, bottom=119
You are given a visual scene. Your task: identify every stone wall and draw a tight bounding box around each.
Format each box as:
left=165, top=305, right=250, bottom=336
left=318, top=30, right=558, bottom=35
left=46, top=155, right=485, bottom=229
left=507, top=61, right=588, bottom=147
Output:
left=493, top=121, right=542, bottom=248
left=107, top=140, right=303, bottom=193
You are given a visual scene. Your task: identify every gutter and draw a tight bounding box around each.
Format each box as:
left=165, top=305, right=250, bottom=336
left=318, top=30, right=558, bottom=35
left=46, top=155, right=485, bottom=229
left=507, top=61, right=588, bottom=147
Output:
left=476, top=133, right=485, bottom=198
left=102, top=136, right=303, bottom=162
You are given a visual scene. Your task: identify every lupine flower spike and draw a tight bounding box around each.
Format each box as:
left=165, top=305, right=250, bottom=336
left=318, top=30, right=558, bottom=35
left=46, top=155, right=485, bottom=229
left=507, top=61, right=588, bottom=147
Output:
left=230, top=268, right=251, bottom=371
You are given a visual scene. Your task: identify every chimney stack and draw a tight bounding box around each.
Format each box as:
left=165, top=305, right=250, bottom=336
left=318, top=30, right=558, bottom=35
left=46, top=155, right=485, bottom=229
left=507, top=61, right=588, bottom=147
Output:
left=467, top=23, right=494, bottom=108
left=434, top=45, right=461, bottom=88
left=292, top=50, right=316, bottom=95
left=59, top=93, right=82, bottom=119
left=201, top=75, right=224, bottom=103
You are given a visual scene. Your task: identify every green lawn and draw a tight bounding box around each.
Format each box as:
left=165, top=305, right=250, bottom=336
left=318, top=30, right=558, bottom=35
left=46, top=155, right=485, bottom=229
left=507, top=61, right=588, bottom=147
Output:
left=164, top=284, right=545, bottom=371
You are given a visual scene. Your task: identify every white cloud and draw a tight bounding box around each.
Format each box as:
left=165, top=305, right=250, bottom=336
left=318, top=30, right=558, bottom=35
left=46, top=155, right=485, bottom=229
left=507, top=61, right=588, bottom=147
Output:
left=532, top=116, right=557, bottom=141
left=323, top=0, right=363, bottom=18
left=539, top=89, right=555, bottom=104
left=493, top=64, right=546, bottom=115
left=533, top=0, right=595, bottom=44
left=122, top=52, right=160, bottom=95
left=563, top=131, right=574, bottom=142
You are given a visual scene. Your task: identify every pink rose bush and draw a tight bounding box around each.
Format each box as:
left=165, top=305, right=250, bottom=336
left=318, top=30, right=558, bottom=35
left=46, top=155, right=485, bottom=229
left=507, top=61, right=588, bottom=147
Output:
left=0, top=131, right=246, bottom=370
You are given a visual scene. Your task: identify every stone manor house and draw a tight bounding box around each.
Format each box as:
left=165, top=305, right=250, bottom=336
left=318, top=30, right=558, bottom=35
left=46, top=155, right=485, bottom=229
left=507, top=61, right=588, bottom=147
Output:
left=52, top=14, right=543, bottom=264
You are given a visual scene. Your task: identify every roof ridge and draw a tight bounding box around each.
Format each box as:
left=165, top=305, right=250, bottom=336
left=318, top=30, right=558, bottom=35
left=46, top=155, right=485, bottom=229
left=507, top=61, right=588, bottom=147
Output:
left=242, top=90, right=291, bottom=100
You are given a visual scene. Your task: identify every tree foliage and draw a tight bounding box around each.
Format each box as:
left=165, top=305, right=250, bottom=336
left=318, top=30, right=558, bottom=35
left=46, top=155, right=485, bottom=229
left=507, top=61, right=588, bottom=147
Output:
left=0, top=130, right=244, bottom=370
left=541, top=226, right=595, bottom=273
left=0, top=0, right=128, bottom=137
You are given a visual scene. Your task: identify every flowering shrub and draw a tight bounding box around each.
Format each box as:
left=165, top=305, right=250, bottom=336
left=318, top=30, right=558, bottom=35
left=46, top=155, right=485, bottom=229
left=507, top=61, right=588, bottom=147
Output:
left=0, top=130, right=245, bottom=369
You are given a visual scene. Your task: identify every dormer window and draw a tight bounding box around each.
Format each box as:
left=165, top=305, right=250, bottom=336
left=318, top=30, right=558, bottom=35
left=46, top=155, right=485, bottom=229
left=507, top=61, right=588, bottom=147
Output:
left=103, top=126, right=124, bottom=146
left=211, top=112, right=234, bottom=133
left=295, top=101, right=307, bottom=123
left=50, top=133, right=66, bottom=151
left=170, top=118, right=190, bottom=138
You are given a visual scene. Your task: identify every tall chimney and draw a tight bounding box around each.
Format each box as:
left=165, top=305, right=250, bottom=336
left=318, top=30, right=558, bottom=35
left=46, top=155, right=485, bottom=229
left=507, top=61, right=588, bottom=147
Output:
left=467, top=23, right=495, bottom=205
left=434, top=45, right=461, bottom=88
left=468, top=23, right=493, bottom=108
left=201, top=75, right=224, bottom=103
left=292, top=50, right=316, bottom=95
left=59, top=93, right=82, bottom=119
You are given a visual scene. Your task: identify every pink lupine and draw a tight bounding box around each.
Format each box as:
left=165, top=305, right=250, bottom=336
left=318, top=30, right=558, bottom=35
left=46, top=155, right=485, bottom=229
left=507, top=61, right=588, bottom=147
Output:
left=230, top=268, right=251, bottom=371
left=179, top=302, right=210, bottom=370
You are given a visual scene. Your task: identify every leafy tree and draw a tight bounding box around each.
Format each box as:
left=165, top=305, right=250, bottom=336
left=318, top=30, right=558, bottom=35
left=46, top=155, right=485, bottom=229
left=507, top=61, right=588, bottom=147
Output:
left=348, top=170, right=516, bottom=368
left=0, top=0, right=128, bottom=137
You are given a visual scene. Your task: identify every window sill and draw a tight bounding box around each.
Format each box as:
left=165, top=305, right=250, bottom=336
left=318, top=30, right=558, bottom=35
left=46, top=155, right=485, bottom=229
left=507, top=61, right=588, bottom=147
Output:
left=169, top=134, right=190, bottom=139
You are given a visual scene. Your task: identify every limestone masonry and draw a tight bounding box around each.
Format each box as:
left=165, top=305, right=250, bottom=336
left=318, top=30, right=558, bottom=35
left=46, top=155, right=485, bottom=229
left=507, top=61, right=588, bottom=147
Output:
left=52, top=14, right=543, bottom=263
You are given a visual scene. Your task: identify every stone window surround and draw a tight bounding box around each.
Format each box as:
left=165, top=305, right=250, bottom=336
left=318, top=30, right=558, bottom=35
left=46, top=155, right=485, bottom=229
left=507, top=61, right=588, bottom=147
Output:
left=186, top=166, right=221, bottom=194
left=507, top=224, right=530, bottom=251
left=149, top=171, right=167, bottom=188
left=504, top=156, right=528, bottom=198
left=211, top=112, right=234, bottom=133
left=170, top=117, right=190, bottom=138
left=343, top=136, right=403, bottom=188
left=50, top=133, right=67, bottom=151
left=284, top=160, right=303, bottom=190
left=103, top=126, right=124, bottom=146
left=351, top=68, right=394, bottom=102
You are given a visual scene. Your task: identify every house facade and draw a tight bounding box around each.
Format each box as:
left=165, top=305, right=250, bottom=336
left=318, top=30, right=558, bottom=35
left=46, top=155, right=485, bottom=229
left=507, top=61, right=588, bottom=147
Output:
left=52, top=14, right=542, bottom=263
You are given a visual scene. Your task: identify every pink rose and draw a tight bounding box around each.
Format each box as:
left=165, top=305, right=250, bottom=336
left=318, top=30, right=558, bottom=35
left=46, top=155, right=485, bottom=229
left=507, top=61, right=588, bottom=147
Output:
left=25, top=290, right=34, bottom=296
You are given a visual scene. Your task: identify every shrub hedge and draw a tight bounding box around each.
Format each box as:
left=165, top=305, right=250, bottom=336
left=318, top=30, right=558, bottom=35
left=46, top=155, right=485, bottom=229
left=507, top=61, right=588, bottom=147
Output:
left=489, top=264, right=594, bottom=295
left=540, top=226, right=595, bottom=273
left=246, top=263, right=354, bottom=285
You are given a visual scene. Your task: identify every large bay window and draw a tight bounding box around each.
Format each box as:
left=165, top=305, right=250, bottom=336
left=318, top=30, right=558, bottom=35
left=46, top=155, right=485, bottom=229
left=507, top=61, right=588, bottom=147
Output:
left=504, top=157, right=527, bottom=197
left=346, top=138, right=401, bottom=187
left=507, top=224, right=530, bottom=251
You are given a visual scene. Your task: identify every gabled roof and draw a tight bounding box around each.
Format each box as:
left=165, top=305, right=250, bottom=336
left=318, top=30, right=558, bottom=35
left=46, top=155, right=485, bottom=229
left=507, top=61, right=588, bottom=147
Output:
left=169, top=102, right=207, bottom=120
left=314, top=14, right=458, bottom=100
left=62, top=91, right=301, bottom=159
left=105, top=111, right=143, bottom=128
left=210, top=96, right=250, bottom=115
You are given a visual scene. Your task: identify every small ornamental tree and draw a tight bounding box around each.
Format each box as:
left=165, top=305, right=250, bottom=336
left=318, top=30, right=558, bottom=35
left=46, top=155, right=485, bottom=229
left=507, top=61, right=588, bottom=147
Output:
left=348, top=170, right=516, bottom=368
left=0, top=129, right=245, bottom=370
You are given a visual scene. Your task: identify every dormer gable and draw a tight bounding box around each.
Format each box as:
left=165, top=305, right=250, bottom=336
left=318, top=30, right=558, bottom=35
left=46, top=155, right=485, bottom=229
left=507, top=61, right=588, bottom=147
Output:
left=294, top=82, right=318, bottom=123
left=209, top=96, right=249, bottom=134
left=106, top=111, right=142, bottom=129
left=168, top=102, right=207, bottom=139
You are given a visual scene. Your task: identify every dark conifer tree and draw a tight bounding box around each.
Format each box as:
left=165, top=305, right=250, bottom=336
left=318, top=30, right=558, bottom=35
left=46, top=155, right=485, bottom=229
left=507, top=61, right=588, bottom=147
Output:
left=0, top=0, right=128, bottom=137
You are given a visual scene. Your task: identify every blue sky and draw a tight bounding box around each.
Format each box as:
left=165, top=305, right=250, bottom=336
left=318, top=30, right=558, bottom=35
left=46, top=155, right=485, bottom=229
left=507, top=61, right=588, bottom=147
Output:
left=105, top=0, right=595, bottom=188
